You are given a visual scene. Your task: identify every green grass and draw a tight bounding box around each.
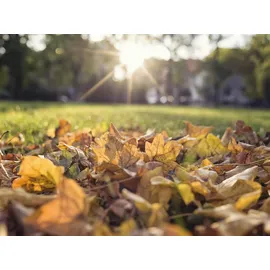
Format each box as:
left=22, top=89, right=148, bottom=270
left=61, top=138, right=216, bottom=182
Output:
left=1, top=101, right=270, bottom=144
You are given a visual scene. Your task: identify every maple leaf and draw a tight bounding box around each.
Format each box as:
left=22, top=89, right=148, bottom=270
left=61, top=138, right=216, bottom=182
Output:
left=192, top=133, right=228, bottom=158
left=184, top=121, right=214, bottom=139
left=12, top=156, right=64, bottom=192
left=92, top=133, right=142, bottom=169
left=145, top=133, right=182, bottom=172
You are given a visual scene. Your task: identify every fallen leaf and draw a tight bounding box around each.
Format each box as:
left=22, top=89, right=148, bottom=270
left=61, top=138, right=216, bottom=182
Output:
left=12, top=156, right=64, bottom=192
left=118, top=219, right=137, bottom=235
left=55, top=119, right=71, bottom=137
left=122, top=188, right=152, bottom=213
left=177, top=183, right=195, bottom=205
left=192, top=133, right=228, bottom=158
left=163, top=223, right=192, bottom=236
left=215, top=166, right=258, bottom=197
left=184, top=121, right=214, bottom=139
left=24, top=178, right=86, bottom=236
left=234, top=187, right=261, bottom=210
left=145, top=134, right=182, bottom=172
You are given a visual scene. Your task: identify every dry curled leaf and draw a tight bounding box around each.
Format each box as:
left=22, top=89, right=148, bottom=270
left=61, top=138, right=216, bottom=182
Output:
left=12, top=156, right=64, bottom=192
left=55, top=119, right=71, bottom=137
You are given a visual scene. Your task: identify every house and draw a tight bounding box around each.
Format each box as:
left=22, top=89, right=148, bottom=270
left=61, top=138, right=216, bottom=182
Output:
left=219, top=75, right=250, bottom=105
left=145, top=59, right=250, bottom=106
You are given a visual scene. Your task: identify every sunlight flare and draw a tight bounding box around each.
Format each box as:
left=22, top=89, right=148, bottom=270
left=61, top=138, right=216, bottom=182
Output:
left=119, top=42, right=146, bottom=75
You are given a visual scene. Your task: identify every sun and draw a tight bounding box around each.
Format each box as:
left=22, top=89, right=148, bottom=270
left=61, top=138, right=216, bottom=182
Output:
left=119, top=42, right=146, bottom=75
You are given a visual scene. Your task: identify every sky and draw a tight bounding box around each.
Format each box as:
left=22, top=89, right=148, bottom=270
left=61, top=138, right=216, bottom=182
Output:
left=28, top=34, right=252, bottom=60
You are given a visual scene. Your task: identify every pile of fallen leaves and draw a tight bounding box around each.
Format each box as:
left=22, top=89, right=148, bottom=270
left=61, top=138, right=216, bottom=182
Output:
left=1, top=119, right=270, bottom=236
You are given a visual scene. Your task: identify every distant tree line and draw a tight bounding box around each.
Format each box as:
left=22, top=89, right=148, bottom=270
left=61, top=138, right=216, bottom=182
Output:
left=1, top=34, right=270, bottom=105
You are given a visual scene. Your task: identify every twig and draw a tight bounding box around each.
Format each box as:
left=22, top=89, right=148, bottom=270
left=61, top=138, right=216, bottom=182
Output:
left=169, top=213, right=193, bottom=220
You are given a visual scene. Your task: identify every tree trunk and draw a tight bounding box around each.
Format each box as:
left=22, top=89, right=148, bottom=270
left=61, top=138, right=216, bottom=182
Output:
left=8, top=35, right=25, bottom=100
left=166, top=59, right=173, bottom=97
left=213, top=47, right=220, bottom=107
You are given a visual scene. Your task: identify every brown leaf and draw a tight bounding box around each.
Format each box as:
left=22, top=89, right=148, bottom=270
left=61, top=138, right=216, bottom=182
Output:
left=235, top=120, right=258, bottom=145
left=55, top=119, right=71, bottom=137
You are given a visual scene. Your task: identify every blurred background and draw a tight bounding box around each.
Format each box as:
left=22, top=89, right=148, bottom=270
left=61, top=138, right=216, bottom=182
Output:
left=0, top=34, right=270, bottom=107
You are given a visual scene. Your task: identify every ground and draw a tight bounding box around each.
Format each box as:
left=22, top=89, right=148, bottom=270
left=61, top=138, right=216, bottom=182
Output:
left=1, top=101, right=270, bottom=236
left=1, top=102, right=270, bottom=143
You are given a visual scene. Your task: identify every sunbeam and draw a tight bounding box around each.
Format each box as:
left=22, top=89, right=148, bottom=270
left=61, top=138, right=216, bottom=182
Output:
left=79, top=67, right=120, bottom=101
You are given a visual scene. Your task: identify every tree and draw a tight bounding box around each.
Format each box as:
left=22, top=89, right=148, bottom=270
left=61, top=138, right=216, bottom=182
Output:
left=207, top=34, right=231, bottom=106
left=0, top=34, right=30, bottom=99
left=248, top=34, right=270, bottom=104
left=205, top=47, right=255, bottom=98
left=147, top=34, right=199, bottom=98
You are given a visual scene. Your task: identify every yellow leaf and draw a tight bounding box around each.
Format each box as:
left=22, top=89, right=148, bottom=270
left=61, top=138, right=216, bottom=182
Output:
left=201, top=159, right=213, bottom=167
left=12, top=156, right=64, bottom=192
left=122, top=188, right=152, bottom=213
left=0, top=223, right=8, bottom=236
left=177, top=183, right=195, bottom=205
left=25, top=178, right=86, bottom=235
left=46, top=128, right=55, bottom=138
left=119, top=219, right=137, bottom=236
left=163, top=223, right=192, bottom=236
left=119, top=142, right=143, bottom=169
left=147, top=203, right=168, bottom=227
left=8, top=133, right=25, bottom=146
left=228, top=137, right=243, bottom=154
left=150, top=177, right=173, bottom=209
left=235, top=184, right=262, bottom=210
left=193, top=133, right=228, bottom=158
left=93, top=222, right=114, bottom=236
left=145, top=134, right=182, bottom=172
left=184, top=121, right=213, bottom=139
left=190, top=181, right=210, bottom=196
left=92, top=133, right=142, bottom=170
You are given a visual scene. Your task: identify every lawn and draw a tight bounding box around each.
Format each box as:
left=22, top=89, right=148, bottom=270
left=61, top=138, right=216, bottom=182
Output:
left=1, top=101, right=270, bottom=144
